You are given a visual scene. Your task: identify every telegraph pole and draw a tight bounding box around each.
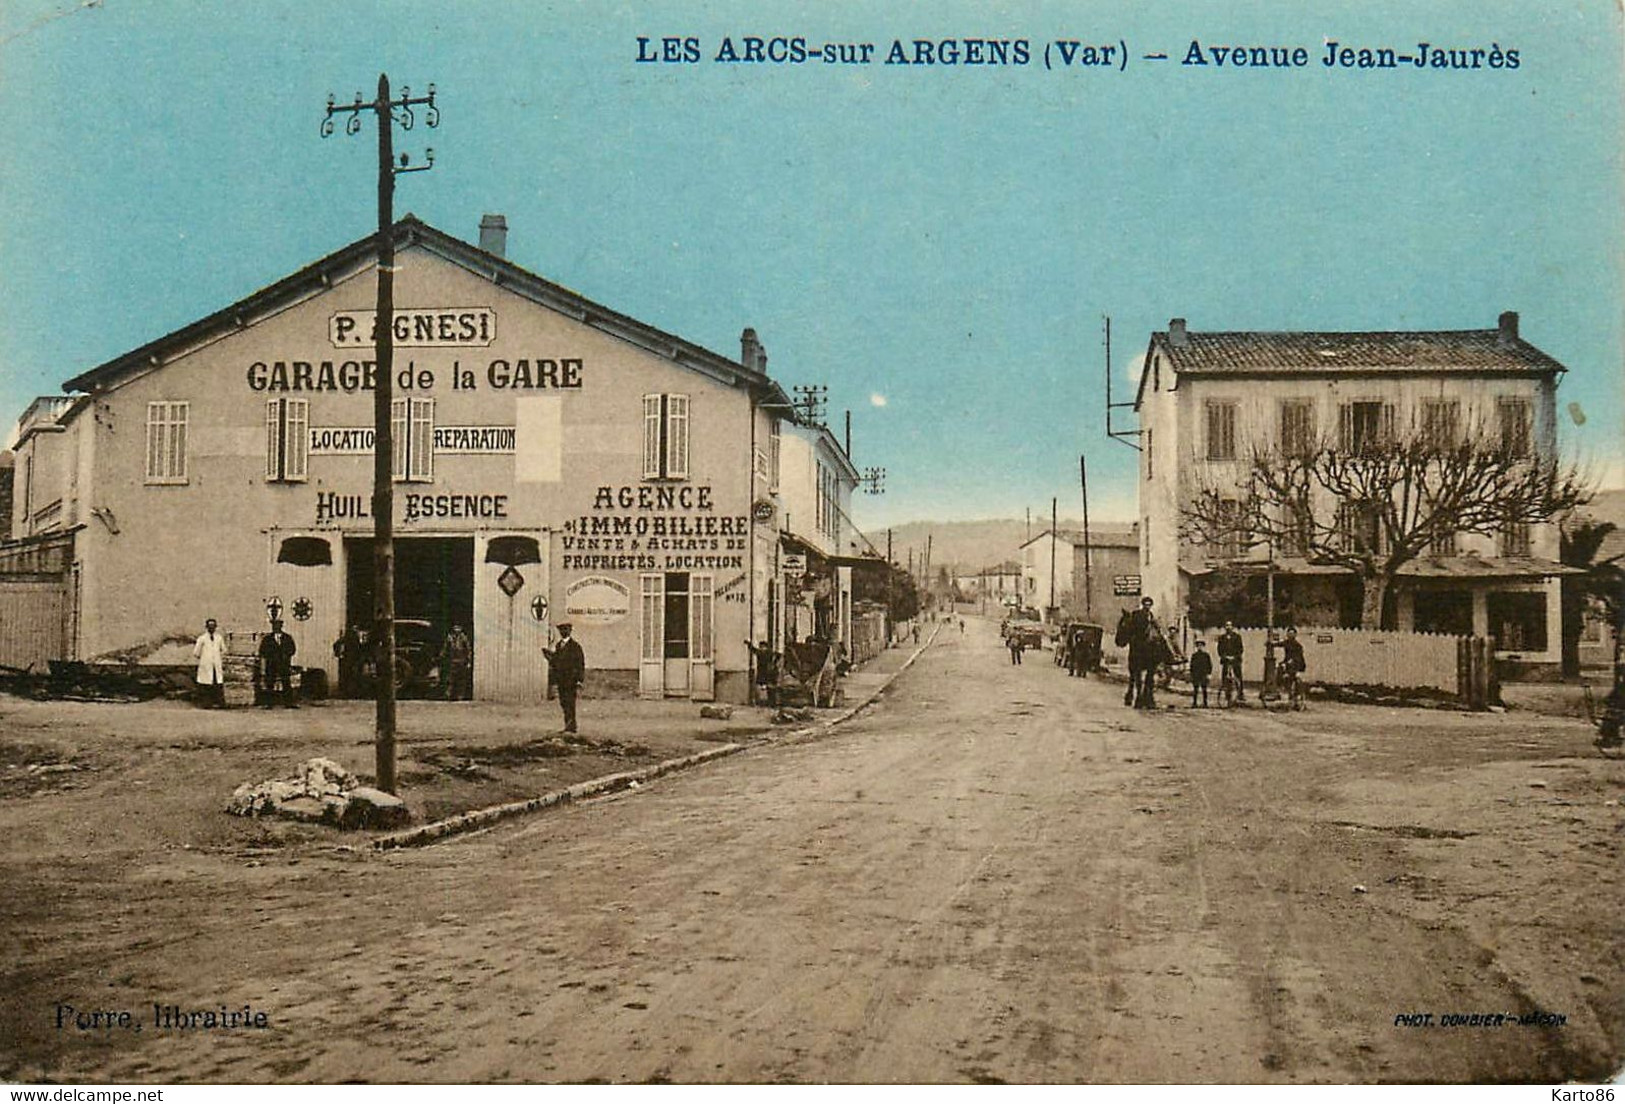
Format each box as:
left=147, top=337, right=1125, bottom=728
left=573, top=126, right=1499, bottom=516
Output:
left=323, top=75, right=439, bottom=795
left=1049, top=497, right=1058, bottom=620
left=1081, top=455, right=1092, bottom=618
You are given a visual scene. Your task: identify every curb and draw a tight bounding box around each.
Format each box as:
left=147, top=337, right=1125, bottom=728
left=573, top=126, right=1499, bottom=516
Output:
left=371, top=622, right=943, bottom=851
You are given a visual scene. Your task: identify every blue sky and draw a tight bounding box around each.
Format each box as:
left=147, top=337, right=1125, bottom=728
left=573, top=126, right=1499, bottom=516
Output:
left=1, top=0, right=1620, bottom=529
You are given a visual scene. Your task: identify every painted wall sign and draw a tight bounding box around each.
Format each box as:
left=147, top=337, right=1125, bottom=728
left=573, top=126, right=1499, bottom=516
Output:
left=497, top=566, right=526, bottom=597
left=314, top=491, right=509, bottom=524
left=308, top=425, right=516, bottom=455
left=330, top=308, right=496, bottom=347
left=560, top=482, right=748, bottom=572
left=564, top=576, right=632, bottom=624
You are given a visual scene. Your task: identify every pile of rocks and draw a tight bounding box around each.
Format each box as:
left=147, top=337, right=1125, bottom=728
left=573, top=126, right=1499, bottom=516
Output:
left=226, top=757, right=410, bottom=830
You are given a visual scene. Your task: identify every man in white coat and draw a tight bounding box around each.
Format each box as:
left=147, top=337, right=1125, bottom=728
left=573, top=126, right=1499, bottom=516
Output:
left=193, top=618, right=227, bottom=708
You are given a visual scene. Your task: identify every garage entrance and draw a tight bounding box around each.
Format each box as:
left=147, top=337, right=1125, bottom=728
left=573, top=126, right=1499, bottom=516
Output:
left=345, top=537, right=474, bottom=699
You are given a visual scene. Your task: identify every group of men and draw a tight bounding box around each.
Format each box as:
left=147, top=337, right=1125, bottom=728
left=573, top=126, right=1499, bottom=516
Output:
left=1182, top=619, right=1307, bottom=708
left=190, top=617, right=483, bottom=708
left=190, top=616, right=300, bottom=708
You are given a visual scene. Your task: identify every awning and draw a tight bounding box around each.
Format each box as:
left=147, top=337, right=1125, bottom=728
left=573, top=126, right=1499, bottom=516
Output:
left=1182, top=554, right=1578, bottom=581
left=276, top=536, right=332, bottom=566
left=484, top=535, right=542, bottom=565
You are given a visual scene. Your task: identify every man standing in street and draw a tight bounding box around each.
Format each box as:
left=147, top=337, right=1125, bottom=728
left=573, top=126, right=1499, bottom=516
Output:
left=333, top=623, right=365, bottom=698
left=1217, top=621, right=1246, bottom=703
left=258, top=619, right=298, bottom=709
left=542, top=622, right=585, bottom=734
left=193, top=617, right=227, bottom=708
left=440, top=623, right=473, bottom=701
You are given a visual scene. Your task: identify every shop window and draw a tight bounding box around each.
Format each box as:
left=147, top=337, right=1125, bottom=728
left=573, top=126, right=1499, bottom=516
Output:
left=265, top=398, right=309, bottom=483
left=642, top=393, right=690, bottom=480
left=145, top=401, right=189, bottom=484
left=391, top=397, right=434, bottom=482
left=1488, top=591, right=1547, bottom=652
left=1205, top=401, right=1237, bottom=461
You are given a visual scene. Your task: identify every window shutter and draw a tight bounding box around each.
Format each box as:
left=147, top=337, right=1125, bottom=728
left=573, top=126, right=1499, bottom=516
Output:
left=1338, top=404, right=1352, bottom=452
left=642, top=395, right=662, bottom=479
left=286, top=399, right=309, bottom=481
left=1382, top=403, right=1396, bottom=445
left=391, top=398, right=409, bottom=480
left=666, top=394, right=689, bottom=479
left=410, top=398, right=435, bottom=482
left=266, top=400, right=281, bottom=480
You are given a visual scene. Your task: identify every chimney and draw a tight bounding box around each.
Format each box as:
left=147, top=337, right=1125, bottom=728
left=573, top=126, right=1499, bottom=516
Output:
left=1498, top=310, right=1519, bottom=346
left=478, top=214, right=508, bottom=258
left=1169, top=318, right=1188, bottom=348
left=740, top=327, right=767, bottom=373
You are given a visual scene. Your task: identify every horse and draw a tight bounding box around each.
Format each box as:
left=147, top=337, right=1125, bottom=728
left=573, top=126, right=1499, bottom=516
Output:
left=1116, top=607, right=1169, bottom=708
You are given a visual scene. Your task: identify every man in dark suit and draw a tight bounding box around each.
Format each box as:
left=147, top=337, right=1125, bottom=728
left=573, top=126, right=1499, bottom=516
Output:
left=542, top=622, right=585, bottom=734
left=258, top=619, right=299, bottom=709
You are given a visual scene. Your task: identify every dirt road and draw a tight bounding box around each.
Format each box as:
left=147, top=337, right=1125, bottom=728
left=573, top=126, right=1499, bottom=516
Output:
left=3, top=619, right=1620, bottom=1082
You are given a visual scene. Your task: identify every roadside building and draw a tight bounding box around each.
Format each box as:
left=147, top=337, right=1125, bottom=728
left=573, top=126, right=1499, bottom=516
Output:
left=769, top=411, right=864, bottom=651
left=3, top=215, right=867, bottom=702
left=1019, top=525, right=1137, bottom=622
left=954, top=560, right=1023, bottom=606
left=1134, top=314, right=1570, bottom=670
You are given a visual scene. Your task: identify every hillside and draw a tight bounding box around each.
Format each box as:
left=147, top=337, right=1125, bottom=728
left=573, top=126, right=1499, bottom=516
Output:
left=863, top=517, right=1134, bottom=574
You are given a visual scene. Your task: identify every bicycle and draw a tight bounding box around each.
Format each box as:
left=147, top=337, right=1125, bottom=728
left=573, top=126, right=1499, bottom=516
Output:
left=1279, top=662, right=1304, bottom=710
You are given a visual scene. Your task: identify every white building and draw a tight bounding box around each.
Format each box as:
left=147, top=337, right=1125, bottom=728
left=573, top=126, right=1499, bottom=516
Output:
left=1134, top=313, right=1569, bottom=670
left=2, top=215, right=873, bottom=701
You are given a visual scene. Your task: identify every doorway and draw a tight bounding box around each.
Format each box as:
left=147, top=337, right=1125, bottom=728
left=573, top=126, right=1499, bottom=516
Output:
left=345, top=537, right=474, bottom=698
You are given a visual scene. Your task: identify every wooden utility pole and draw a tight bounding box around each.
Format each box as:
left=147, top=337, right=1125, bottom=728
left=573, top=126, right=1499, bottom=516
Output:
left=1080, top=455, right=1092, bottom=618
left=323, top=75, right=439, bottom=795
left=1049, top=497, right=1057, bottom=618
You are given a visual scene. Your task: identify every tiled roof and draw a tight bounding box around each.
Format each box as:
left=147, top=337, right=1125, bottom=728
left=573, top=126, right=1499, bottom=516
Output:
left=1153, top=329, right=1565, bottom=375
left=1020, top=525, right=1138, bottom=550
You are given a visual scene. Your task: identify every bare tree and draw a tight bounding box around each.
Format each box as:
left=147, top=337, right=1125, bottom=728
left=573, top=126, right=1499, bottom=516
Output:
left=1180, top=423, right=1591, bottom=629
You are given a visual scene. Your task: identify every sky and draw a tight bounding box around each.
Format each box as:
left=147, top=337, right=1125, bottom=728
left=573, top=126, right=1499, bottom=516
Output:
left=1, top=0, right=1620, bottom=532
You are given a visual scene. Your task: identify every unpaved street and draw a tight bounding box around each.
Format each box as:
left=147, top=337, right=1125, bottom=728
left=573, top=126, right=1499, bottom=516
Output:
left=3, top=618, right=1621, bottom=1083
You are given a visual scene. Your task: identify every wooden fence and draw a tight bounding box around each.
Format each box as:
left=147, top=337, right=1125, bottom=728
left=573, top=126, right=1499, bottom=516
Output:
left=1191, top=626, right=1465, bottom=695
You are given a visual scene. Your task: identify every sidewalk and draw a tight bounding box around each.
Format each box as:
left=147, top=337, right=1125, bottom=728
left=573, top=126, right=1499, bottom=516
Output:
left=0, top=629, right=940, bottom=861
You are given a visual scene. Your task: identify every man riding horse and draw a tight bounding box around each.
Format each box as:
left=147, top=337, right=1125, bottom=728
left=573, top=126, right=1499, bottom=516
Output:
left=1117, top=596, right=1172, bottom=709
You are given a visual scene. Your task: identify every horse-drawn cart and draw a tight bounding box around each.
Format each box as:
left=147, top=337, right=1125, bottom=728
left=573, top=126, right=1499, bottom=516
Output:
left=776, top=640, right=842, bottom=707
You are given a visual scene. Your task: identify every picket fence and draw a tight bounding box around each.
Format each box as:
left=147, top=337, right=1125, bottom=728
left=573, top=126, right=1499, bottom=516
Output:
left=1188, top=626, right=1464, bottom=695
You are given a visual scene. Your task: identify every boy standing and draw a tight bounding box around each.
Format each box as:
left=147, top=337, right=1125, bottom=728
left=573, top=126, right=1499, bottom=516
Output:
left=1189, top=639, right=1213, bottom=707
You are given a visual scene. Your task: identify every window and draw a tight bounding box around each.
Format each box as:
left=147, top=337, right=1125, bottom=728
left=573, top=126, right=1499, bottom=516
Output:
left=642, top=393, right=690, bottom=479
left=1144, top=516, right=1152, bottom=565
left=390, top=397, right=434, bottom=482
left=1215, top=498, right=1248, bottom=560
left=265, top=398, right=309, bottom=483
left=1205, top=401, right=1237, bottom=461
left=1337, top=500, right=1383, bottom=555
left=1145, top=429, right=1153, bottom=479
left=145, top=401, right=189, bottom=484
left=1339, top=401, right=1393, bottom=455
left=1422, top=399, right=1460, bottom=451
left=1488, top=591, right=1547, bottom=652
left=1501, top=520, right=1532, bottom=558
left=1280, top=400, right=1316, bottom=457
left=1430, top=530, right=1458, bottom=556
left=769, top=417, right=781, bottom=490
left=1498, top=397, right=1531, bottom=458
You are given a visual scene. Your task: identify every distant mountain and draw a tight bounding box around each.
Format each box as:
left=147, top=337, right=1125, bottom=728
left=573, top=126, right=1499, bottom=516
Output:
left=865, top=517, right=1134, bottom=574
